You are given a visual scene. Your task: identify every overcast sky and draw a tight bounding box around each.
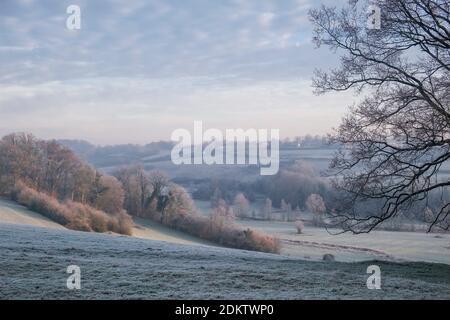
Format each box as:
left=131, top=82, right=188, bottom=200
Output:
left=0, top=0, right=352, bottom=145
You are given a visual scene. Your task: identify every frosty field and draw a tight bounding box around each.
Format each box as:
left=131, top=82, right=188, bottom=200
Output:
left=193, top=199, right=450, bottom=264
left=1, top=198, right=450, bottom=299
left=238, top=220, right=450, bottom=264
left=1, top=223, right=450, bottom=300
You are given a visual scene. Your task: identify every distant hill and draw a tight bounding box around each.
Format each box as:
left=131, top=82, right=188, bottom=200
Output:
left=58, top=139, right=174, bottom=168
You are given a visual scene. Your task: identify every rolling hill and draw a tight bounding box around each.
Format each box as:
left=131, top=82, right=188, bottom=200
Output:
left=1, top=222, right=450, bottom=299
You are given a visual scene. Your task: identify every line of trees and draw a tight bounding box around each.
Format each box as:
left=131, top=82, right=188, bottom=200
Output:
left=0, top=133, right=280, bottom=252
left=0, top=133, right=280, bottom=251
left=0, top=133, right=132, bottom=234
left=0, top=133, right=123, bottom=211
left=114, top=165, right=280, bottom=253
left=191, top=157, right=449, bottom=232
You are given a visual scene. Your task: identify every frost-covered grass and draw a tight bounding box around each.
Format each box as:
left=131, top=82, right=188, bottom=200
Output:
left=238, top=220, right=450, bottom=264
left=0, top=198, right=65, bottom=230
left=1, top=223, right=449, bottom=299
left=194, top=201, right=450, bottom=264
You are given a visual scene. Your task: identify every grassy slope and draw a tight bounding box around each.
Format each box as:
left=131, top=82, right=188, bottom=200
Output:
left=0, top=198, right=66, bottom=230
left=1, top=223, right=449, bottom=299
left=132, top=216, right=218, bottom=247
left=3, top=197, right=450, bottom=264
left=0, top=198, right=213, bottom=247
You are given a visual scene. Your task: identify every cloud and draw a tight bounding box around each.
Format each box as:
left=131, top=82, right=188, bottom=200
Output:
left=0, top=45, right=36, bottom=52
left=0, top=0, right=325, bottom=83
left=258, top=12, right=276, bottom=27
left=0, top=0, right=351, bottom=143
left=17, top=0, right=35, bottom=6
left=0, top=75, right=352, bottom=144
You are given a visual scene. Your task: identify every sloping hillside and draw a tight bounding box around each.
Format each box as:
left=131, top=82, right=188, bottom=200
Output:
left=1, top=223, right=449, bottom=299
left=0, top=198, right=213, bottom=247
left=0, top=198, right=65, bottom=230
left=132, top=217, right=218, bottom=247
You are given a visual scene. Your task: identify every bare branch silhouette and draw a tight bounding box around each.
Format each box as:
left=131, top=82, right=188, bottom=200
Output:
left=309, top=0, right=450, bottom=233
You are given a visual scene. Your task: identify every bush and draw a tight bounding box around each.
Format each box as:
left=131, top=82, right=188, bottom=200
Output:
left=11, top=182, right=132, bottom=235
left=322, top=254, right=335, bottom=262
left=241, top=228, right=281, bottom=253
left=295, top=220, right=304, bottom=234
left=162, top=208, right=280, bottom=254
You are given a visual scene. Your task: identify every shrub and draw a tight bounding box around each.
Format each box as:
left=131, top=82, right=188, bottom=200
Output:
left=322, top=254, right=335, bottom=262
left=161, top=206, right=280, bottom=253
left=11, top=182, right=132, bottom=235
left=241, top=228, right=281, bottom=253
left=109, top=210, right=134, bottom=235
left=295, top=220, right=304, bottom=234
left=116, top=167, right=280, bottom=253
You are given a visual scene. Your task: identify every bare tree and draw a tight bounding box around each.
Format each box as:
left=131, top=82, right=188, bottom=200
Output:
left=306, top=194, right=326, bottom=215
left=210, top=187, right=223, bottom=208
left=93, top=175, right=125, bottom=214
left=163, top=184, right=195, bottom=222
left=233, top=193, right=250, bottom=218
left=146, top=170, right=169, bottom=208
left=309, top=0, right=450, bottom=232
left=262, top=198, right=273, bottom=220
left=210, top=202, right=235, bottom=232
left=114, top=165, right=150, bottom=216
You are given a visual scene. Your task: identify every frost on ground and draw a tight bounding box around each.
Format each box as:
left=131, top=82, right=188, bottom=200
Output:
left=239, top=220, right=450, bottom=264
left=1, top=223, right=449, bottom=299
left=0, top=199, right=65, bottom=230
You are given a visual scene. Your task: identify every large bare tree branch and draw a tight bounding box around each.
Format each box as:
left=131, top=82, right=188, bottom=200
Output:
left=309, top=0, right=450, bottom=233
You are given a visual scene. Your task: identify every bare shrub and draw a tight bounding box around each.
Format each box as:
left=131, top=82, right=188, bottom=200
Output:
left=164, top=209, right=280, bottom=253
left=115, top=167, right=280, bottom=253
left=322, top=254, right=335, bottom=262
left=241, top=228, right=281, bottom=253
left=11, top=182, right=132, bottom=235
left=65, top=218, right=92, bottom=232
left=295, top=220, right=304, bottom=234
left=109, top=210, right=133, bottom=235
left=162, top=202, right=279, bottom=253
left=12, top=182, right=71, bottom=226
